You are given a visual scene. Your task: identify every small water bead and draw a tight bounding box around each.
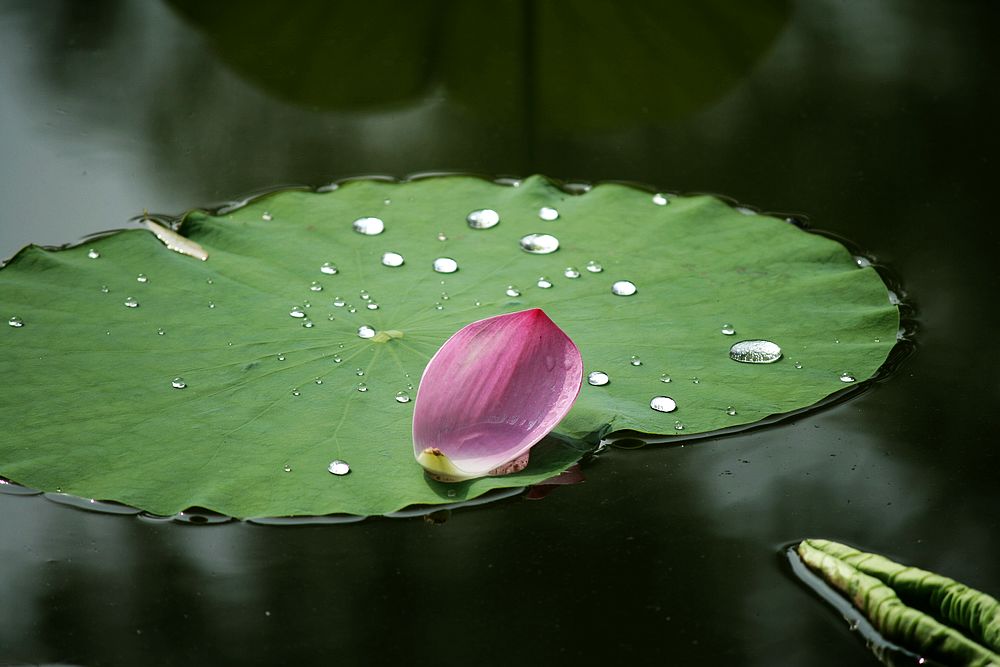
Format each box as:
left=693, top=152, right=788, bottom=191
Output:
left=652, top=193, right=670, bottom=206
left=381, top=251, right=405, bottom=267
left=320, top=262, right=339, bottom=275
left=440, top=292, right=450, bottom=301
left=587, top=371, right=610, bottom=386
left=735, top=206, right=757, bottom=216
left=673, top=421, right=685, bottom=431
left=206, top=278, right=214, bottom=285
left=359, top=291, right=370, bottom=301
left=564, top=267, right=581, bottom=279
left=729, top=339, right=782, bottom=364
left=474, top=300, right=481, bottom=307
left=333, top=355, right=342, bottom=363
left=366, top=302, right=379, bottom=310
left=649, top=396, right=677, bottom=413
left=854, top=256, right=872, bottom=268
left=519, top=233, right=560, bottom=254
left=309, top=282, right=323, bottom=292
left=356, top=383, right=368, bottom=392
left=585, top=260, right=603, bottom=273
left=327, top=313, right=336, bottom=321
left=282, top=464, right=292, bottom=473
left=289, top=306, right=306, bottom=318
left=394, top=391, right=411, bottom=403
left=123, top=297, right=139, bottom=308
left=436, top=232, right=448, bottom=241
left=156, top=327, right=165, bottom=336
left=100, top=285, right=110, bottom=293
left=333, top=297, right=346, bottom=307
left=277, top=353, right=286, bottom=361
left=208, top=301, right=216, bottom=309
left=87, top=248, right=100, bottom=259
left=874, top=337, right=881, bottom=343
left=794, top=362, right=803, bottom=369
left=301, top=319, right=314, bottom=328
left=659, top=373, right=672, bottom=383
left=467, top=209, right=500, bottom=229
left=537, top=277, right=553, bottom=289
left=348, top=306, right=357, bottom=313
left=839, top=371, right=857, bottom=383
left=328, top=460, right=351, bottom=475
left=726, top=406, right=738, bottom=416
left=611, top=280, right=637, bottom=296
left=261, top=211, right=273, bottom=221
left=630, top=355, right=642, bottom=366
left=721, top=324, right=736, bottom=335
left=691, top=377, right=701, bottom=384
left=352, top=217, right=384, bottom=235
left=291, top=389, right=301, bottom=397
left=432, top=257, right=458, bottom=274
left=434, top=302, right=444, bottom=310
left=888, top=291, right=901, bottom=306
left=8, top=316, right=24, bottom=328
left=355, top=368, right=365, bottom=376
left=315, top=378, right=323, bottom=385
left=538, top=206, right=560, bottom=221
left=136, top=274, right=148, bottom=283
left=171, top=377, right=187, bottom=389
left=357, top=325, right=376, bottom=339
left=504, top=286, right=521, bottom=297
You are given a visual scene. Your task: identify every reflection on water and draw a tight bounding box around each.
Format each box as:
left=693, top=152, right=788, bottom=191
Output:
left=0, top=0, right=998, bottom=664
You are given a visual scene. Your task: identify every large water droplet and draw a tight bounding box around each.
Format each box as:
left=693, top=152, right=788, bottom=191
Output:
left=505, top=285, right=521, bottom=297
left=123, top=297, right=139, bottom=308
left=585, top=260, right=603, bottom=273
left=381, top=251, right=405, bottom=267
left=519, top=233, right=560, bottom=254
left=721, top=324, right=736, bottom=335
left=289, top=306, right=306, bottom=318
left=729, top=340, right=782, bottom=364
left=328, top=459, right=351, bottom=475
left=8, top=316, right=24, bottom=328
left=432, top=257, right=458, bottom=274
left=467, top=209, right=500, bottom=229
left=650, top=396, right=677, bottom=413
left=309, top=281, right=323, bottom=292
left=87, top=248, right=100, bottom=259
left=839, top=371, right=857, bottom=383
left=611, top=280, right=637, bottom=296
left=537, top=277, right=553, bottom=289
left=630, top=355, right=642, bottom=366
left=652, top=193, right=670, bottom=206
left=171, top=377, right=187, bottom=389
left=394, top=391, right=411, bottom=403
left=332, top=297, right=345, bottom=307
left=564, top=267, right=581, bottom=279
left=136, top=274, right=148, bottom=284
left=587, top=371, right=610, bottom=386
left=366, top=302, right=379, bottom=310
left=320, top=262, right=339, bottom=275
left=538, top=206, right=559, bottom=221
left=352, top=217, right=384, bottom=235
left=358, top=325, right=376, bottom=339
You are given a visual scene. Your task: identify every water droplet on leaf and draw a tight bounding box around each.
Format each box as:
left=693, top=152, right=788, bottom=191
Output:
left=691, top=377, right=701, bottom=384
left=87, top=249, right=100, bottom=259
left=282, top=464, right=292, bottom=472
left=721, top=324, right=736, bottom=335
left=564, top=267, right=581, bottom=279
left=328, top=460, right=351, bottom=475
left=650, top=396, right=677, bottom=413
left=100, top=285, right=110, bottom=293
left=839, top=371, right=856, bottom=383
left=436, top=232, right=447, bottom=241
left=301, top=319, right=314, bottom=328
left=673, top=421, right=685, bottom=430
left=356, top=382, right=368, bottom=392
left=355, top=368, right=364, bottom=376
left=652, top=193, right=669, bottom=206
left=537, top=277, right=552, bottom=289
left=332, top=297, right=345, bottom=307
left=587, top=371, right=610, bottom=386
left=729, top=340, right=782, bottom=364
left=320, top=262, right=338, bottom=275
left=467, top=209, right=500, bottom=229
left=309, top=282, right=323, bottom=292
left=432, top=257, right=458, bottom=274
left=659, top=373, right=671, bottom=383
left=366, top=302, right=379, bottom=310
left=262, top=211, right=273, bottom=221
left=585, top=260, right=603, bottom=273
left=505, top=286, right=521, bottom=297
left=538, top=206, right=559, bottom=221
left=358, top=325, right=376, bottom=339
left=726, top=406, right=737, bottom=416
left=352, top=217, right=384, bottom=235
left=394, top=391, right=411, bottom=403
left=291, top=388, right=301, bottom=396
left=630, top=355, right=642, bottom=366
left=123, top=297, right=139, bottom=308
left=519, top=233, right=560, bottom=254
left=381, top=251, right=405, bottom=267
left=156, top=327, right=165, bottom=336
left=171, top=377, right=187, bottom=389
left=8, top=316, right=24, bottom=328
left=277, top=353, right=286, bottom=361
left=289, top=306, right=306, bottom=318
left=136, top=274, right=148, bottom=283
left=794, top=362, right=803, bottom=369
left=611, top=280, right=637, bottom=296
left=333, top=355, right=342, bottom=363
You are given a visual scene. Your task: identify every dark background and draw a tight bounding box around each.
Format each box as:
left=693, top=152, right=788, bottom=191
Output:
left=1, top=1, right=997, bottom=665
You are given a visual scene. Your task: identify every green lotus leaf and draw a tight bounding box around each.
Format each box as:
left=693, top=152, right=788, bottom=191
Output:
left=0, top=175, right=898, bottom=518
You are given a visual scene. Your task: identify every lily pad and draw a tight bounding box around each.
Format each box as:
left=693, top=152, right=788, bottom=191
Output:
left=0, top=175, right=899, bottom=517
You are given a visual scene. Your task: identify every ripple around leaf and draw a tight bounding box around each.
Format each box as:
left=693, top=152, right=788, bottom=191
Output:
left=0, top=175, right=900, bottom=518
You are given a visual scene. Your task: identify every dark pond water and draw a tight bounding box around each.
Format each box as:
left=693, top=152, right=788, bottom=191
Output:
left=1, top=1, right=998, bottom=664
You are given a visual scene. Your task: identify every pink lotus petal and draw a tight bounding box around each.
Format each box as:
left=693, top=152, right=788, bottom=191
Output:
left=413, top=309, right=583, bottom=482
